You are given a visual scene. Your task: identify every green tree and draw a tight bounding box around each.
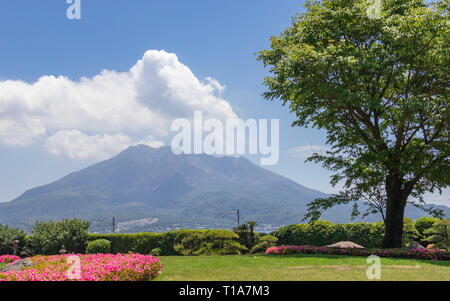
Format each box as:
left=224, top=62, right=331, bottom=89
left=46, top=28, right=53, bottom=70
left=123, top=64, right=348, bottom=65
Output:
left=0, top=225, right=27, bottom=256
left=423, top=219, right=450, bottom=250
left=415, top=217, right=440, bottom=244
left=258, top=0, right=449, bottom=247
left=246, top=221, right=258, bottom=246
left=28, top=219, right=90, bottom=255
left=402, top=217, right=420, bottom=247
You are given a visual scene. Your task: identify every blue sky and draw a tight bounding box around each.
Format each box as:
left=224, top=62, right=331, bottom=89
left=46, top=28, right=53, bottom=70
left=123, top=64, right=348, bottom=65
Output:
left=0, top=0, right=448, bottom=206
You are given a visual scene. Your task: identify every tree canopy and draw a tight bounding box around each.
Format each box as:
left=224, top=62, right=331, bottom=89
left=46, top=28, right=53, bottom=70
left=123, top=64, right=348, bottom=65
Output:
left=258, top=0, right=449, bottom=247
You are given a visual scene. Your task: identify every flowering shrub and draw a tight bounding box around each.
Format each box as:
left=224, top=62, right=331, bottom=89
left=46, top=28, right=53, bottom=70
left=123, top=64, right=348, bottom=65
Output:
left=265, top=245, right=450, bottom=261
left=0, top=255, right=20, bottom=264
left=0, top=253, right=162, bottom=281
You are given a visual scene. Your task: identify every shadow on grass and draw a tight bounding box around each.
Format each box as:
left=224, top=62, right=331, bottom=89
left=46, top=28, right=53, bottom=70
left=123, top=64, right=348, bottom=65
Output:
left=377, top=256, right=450, bottom=267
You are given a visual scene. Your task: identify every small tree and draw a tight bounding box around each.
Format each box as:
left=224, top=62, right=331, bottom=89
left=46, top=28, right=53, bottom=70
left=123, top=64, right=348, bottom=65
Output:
left=402, top=217, right=420, bottom=247
left=0, top=225, right=27, bottom=256
left=233, top=223, right=258, bottom=251
left=423, top=219, right=450, bottom=250
left=415, top=216, right=440, bottom=244
left=246, top=221, right=258, bottom=246
left=28, top=219, right=90, bottom=255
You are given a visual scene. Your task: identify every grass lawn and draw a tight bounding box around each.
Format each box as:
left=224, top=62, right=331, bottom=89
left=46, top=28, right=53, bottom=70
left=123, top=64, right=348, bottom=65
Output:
left=0, top=263, right=5, bottom=269
left=156, top=254, right=450, bottom=281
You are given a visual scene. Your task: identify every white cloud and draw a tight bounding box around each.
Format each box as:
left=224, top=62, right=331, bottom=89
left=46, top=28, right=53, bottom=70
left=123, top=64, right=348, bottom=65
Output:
left=0, top=50, right=236, bottom=159
left=135, top=135, right=165, bottom=149
left=44, top=130, right=132, bottom=160
left=0, top=118, right=46, bottom=146
left=289, top=145, right=330, bottom=158
left=44, top=130, right=165, bottom=160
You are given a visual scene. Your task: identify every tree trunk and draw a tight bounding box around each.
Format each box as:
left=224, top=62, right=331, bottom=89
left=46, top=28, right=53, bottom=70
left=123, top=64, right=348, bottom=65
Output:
left=383, top=175, right=408, bottom=248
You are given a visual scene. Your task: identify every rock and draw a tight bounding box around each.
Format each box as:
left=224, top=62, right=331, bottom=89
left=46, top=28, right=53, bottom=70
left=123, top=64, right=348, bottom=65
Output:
left=409, top=242, right=426, bottom=249
left=327, top=241, right=365, bottom=249
left=0, top=259, right=35, bottom=273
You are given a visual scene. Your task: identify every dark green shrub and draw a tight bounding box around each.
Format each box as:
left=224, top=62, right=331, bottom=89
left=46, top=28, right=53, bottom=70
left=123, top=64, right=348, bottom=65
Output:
left=28, top=219, right=90, bottom=255
left=88, top=229, right=245, bottom=256
left=270, top=224, right=299, bottom=245
left=0, top=225, right=27, bottom=256
left=250, top=241, right=271, bottom=254
left=259, top=235, right=278, bottom=243
left=403, top=217, right=420, bottom=247
left=86, top=239, right=111, bottom=254
left=272, top=221, right=385, bottom=248
left=272, top=221, right=334, bottom=246
left=218, top=240, right=247, bottom=255
left=174, top=232, right=204, bottom=255
left=250, top=235, right=278, bottom=254
left=206, top=230, right=247, bottom=255
left=233, top=224, right=255, bottom=252
left=132, top=233, right=161, bottom=254
left=423, top=219, right=450, bottom=250
left=174, top=230, right=246, bottom=255
left=415, top=217, right=439, bottom=237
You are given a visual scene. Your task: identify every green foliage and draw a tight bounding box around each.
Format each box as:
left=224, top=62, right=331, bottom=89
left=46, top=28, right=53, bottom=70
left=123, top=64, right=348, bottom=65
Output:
left=250, top=234, right=279, bottom=254
left=415, top=217, right=440, bottom=236
left=0, top=225, right=27, bottom=256
left=250, top=241, right=272, bottom=254
left=86, top=239, right=111, bottom=254
left=150, top=248, right=161, bottom=256
left=174, top=232, right=204, bottom=256
left=423, top=219, right=450, bottom=250
left=259, top=235, right=278, bottom=243
left=89, top=229, right=245, bottom=256
left=257, top=0, right=450, bottom=248
left=174, top=230, right=246, bottom=256
left=402, top=217, right=420, bottom=247
left=233, top=223, right=258, bottom=252
left=272, top=221, right=385, bottom=248
left=28, top=219, right=90, bottom=255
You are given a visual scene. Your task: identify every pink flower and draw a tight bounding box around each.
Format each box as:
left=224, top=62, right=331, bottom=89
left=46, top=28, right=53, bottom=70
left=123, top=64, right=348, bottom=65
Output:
left=0, top=255, right=20, bottom=264
left=0, top=253, right=161, bottom=281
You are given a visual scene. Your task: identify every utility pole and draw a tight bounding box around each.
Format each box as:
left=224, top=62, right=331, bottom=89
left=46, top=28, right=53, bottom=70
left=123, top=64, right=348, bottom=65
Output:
left=219, top=209, right=241, bottom=228
left=112, top=217, right=116, bottom=234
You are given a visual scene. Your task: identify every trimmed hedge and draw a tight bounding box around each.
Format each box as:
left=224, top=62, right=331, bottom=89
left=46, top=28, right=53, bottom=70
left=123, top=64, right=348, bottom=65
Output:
left=86, top=239, right=111, bottom=254
left=89, top=229, right=246, bottom=256
left=271, top=221, right=385, bottom=248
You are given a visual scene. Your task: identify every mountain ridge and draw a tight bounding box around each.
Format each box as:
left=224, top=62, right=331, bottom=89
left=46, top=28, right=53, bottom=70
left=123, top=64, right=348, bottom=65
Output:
left=0, top=145, right=448, bottom=232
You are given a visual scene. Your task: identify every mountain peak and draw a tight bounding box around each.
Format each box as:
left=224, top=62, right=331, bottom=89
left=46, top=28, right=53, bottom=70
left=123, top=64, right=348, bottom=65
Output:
left=0, top=143, right=330, bottom=231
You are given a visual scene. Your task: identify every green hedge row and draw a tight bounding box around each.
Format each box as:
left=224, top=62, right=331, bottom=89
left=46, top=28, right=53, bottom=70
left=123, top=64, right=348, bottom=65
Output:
left=271, top=221, right=385, bottom=248
left=89, top=229, right=246, bottom=256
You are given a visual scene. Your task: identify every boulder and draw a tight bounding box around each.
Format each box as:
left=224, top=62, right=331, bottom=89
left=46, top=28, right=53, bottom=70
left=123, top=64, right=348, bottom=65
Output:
left=0, top=259, right=35, bottom=273
left=327, top=241, right=365, bottom=249
left=409, top=242, right=426, bottom=249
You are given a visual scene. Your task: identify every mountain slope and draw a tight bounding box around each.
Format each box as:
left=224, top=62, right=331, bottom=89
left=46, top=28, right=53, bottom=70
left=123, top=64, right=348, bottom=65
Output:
left=0, top=145, right=327, bottom=231
left=0, top=145, right=448, bottom=232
